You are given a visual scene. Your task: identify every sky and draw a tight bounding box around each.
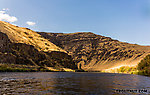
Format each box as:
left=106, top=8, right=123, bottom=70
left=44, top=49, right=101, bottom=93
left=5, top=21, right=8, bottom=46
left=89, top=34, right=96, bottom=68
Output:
left=0, top=0, right=150, bottom=45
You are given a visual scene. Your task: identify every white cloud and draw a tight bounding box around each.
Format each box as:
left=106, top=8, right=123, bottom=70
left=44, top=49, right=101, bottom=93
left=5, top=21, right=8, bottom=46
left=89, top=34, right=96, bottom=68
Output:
left=2, top=8, right=9, bottom=11
left=26, top=21, right=36, bottom=26
left=0, top=8, right=18, bottom=22
left=0, top=11, right=5, bottom=14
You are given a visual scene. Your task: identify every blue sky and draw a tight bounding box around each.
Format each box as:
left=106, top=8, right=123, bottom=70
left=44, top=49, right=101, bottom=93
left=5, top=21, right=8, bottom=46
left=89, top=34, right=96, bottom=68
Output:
left=0, top=0, right=150, bottom=45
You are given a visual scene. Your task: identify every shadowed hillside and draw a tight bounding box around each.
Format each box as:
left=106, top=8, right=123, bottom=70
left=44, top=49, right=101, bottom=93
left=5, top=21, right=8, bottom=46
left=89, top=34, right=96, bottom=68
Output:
left=39, top=32, right=150, bottom=71
left=0, top=21, right=77, bottom=71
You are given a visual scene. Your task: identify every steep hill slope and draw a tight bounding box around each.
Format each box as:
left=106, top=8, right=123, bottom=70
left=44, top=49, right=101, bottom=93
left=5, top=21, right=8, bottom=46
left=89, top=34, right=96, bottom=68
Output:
left=0, top=21, right=77, bottom=70
left=39, top=32, right=150, bottom=71
left=0, top=21, right=65, bottom=52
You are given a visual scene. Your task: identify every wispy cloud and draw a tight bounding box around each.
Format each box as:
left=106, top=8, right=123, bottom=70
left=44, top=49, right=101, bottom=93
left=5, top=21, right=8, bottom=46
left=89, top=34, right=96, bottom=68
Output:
left=0, top=8, right=18, bottom=22
left=26, top=21, right=36, bottom=26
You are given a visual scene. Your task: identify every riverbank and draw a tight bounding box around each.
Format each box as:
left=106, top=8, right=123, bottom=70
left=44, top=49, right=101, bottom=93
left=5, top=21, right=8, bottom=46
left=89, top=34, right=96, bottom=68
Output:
left=0, top=64, right=77, bottom=72
left=102, top=66, right=150, bottom=76
left=0, top=63, right=149, bottom=77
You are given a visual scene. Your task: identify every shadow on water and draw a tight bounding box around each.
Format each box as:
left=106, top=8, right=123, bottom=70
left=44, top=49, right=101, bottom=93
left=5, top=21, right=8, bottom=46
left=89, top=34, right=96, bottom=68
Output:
left=0, top=72, right=150, bottom=95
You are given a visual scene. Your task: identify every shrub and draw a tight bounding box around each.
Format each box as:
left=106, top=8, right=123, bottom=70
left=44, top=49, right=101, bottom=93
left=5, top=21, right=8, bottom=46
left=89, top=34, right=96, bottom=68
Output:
left=138, top=54, right=150, bottom=76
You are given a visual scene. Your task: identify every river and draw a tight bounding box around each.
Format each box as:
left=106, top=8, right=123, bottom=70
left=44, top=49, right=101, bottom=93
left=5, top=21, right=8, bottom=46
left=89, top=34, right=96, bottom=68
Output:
left=0, top=72, right=150, bottom=95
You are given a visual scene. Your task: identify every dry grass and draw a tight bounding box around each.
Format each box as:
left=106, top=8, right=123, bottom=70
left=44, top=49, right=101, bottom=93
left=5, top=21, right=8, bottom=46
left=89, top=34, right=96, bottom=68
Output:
left=0, top=21, right=65, bottom=53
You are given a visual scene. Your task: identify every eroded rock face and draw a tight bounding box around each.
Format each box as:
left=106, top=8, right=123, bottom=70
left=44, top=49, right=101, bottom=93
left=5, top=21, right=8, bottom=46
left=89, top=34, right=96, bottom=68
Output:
left=39, top=32, right=150, bottom=71
left=0, top=32, right=16, bottom=64
left=9, top=43, right=76, bottom=69
left=0, top=32, right=11, bottom=53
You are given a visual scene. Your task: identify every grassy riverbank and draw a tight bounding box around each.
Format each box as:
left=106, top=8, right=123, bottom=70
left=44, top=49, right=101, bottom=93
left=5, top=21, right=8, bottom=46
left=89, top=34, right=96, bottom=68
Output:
left=0, top=64, right=51, bottom=72
left=0, top=64, right=77, bottom=72
left=102, top=65, right=150, bottom=77
left=0, top=63, right=149, bottom=76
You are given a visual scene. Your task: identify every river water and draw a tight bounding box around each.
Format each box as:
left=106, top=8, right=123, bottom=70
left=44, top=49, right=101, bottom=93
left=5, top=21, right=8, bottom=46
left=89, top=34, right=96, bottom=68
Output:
left=0, top=72, right=150, bottom=95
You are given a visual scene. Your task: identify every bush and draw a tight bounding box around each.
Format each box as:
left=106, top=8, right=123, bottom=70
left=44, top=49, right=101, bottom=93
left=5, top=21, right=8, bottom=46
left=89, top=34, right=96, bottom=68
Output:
left=116, top=66, right=137, bottom=73
left=138, top=54, right=150, bottom=76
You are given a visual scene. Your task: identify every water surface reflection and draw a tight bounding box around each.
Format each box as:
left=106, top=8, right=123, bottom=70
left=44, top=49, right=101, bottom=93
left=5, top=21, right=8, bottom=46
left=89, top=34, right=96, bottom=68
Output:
left=0, top=72, right=150, bottom=95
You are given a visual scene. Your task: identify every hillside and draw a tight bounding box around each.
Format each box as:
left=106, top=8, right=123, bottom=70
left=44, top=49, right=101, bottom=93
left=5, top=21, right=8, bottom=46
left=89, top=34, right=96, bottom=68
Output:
left=1, top=21, right=150, bottom=72
left=38, top=32, right=150, bottom=71
left=0, top=21, right=77, bottom=71
left=0, top=21, right=65, bottom=52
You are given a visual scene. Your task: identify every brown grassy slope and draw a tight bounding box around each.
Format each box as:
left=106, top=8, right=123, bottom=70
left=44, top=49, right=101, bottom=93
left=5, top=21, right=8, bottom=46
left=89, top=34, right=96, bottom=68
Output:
left=0, top=22, right=77, bottom=70
left=0, top=32, right=76, bottom=69
left=0, top=21, right=65, bottom=52
left=0, top=32, right=77, bottom=69
left=38, top=32, right=150, bottom=71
